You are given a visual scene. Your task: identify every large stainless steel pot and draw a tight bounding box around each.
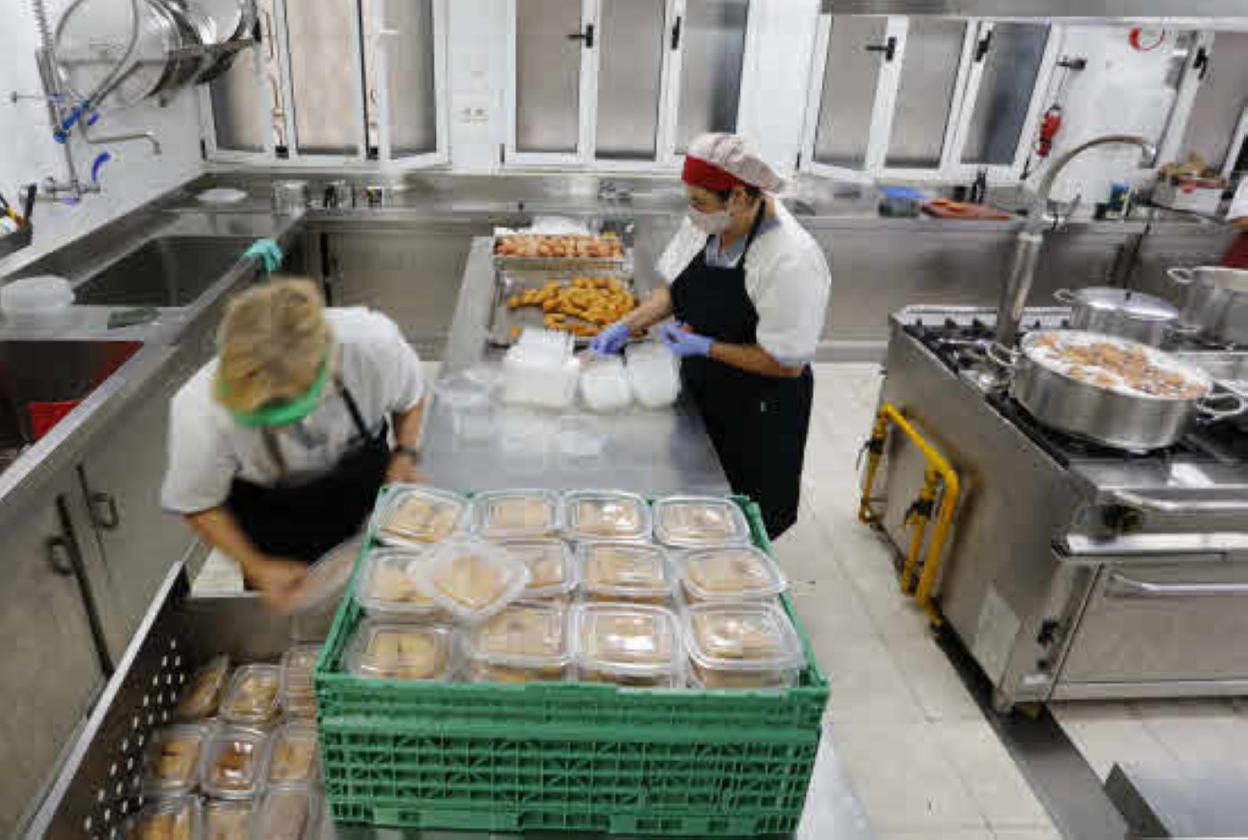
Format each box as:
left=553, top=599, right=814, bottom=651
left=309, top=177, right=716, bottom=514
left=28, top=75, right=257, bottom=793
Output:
left=1054, top=286, right=1181, bottom=347
left=1168, top=266, right=1248, bottom=346
left=990, top=330, right=1245, bottom=450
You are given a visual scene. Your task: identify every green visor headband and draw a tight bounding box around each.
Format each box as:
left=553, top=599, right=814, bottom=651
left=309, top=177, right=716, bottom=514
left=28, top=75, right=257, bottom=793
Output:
left=224, top=350, right=333, bottom=428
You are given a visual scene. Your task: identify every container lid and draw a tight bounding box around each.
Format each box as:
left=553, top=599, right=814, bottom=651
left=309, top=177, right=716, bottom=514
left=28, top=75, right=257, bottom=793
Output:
left=573, top=603, right=682, bottom=679
left=433, top=372, right=491, bottom=411
left=0, top=275, right=74, bottom=315
left=197, top=187, right=248, bottom=204
left=174, top=653, right=231, bottom=720
left=1070, top=287, right=1178, bottom=322
left=265, top=721, right=320, bottom=787
left=205, top=797, right=255, bottom=839
left=563, top=490, right=651, bottom=541
left=251, top=787, right=320, bottom=840
left=579, top=542, right=672, bottom=600
left=142, top=723, right=211, bottom=796
left=676, top=546, right=787, bottom=601
left=353, top=548, right=443, bottom=617
left=684, top=602, right=804, bottom=674
left=344, top=621, right=455, bottom=681
left=500, top=538, right=577, bottom=599
left=279, top=643, right=320, bottom=717
left=219, top=664, right=281, bottom=725
left=415, top=537, right=531, bottom=621
left=285, top=536, right=360, bottom=614
left=473, top=489, right=561, bottom=538
left=466, top=602, right=571, bottom=669
left=125, top=794, right=202, bottom=839
left=201, top=725, right=269, bottom=799
left=653, top=496, right=750, bottom=547
left=374, top=485, right=468, bottom=546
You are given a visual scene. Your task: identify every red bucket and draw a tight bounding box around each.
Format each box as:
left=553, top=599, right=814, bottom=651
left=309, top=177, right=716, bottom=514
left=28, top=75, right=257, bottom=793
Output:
left=28, top=400, right=82, bottom=440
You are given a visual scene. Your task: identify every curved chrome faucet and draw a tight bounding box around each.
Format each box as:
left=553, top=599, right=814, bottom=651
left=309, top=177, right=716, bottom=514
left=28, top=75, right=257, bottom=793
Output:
left=995, top=134, right=1157, bottom=348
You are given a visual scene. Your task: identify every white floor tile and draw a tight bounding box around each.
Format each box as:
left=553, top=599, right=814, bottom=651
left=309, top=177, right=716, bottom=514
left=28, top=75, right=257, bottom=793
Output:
left=1049, top=701, right=1176, bottom=781
left=834, top=721, right=986, bottom=833
left=936, top=720, right=1053, bottom=831
left=890, top=637, right=982, bottom=723
left=821, top=634, right=927, bottom=726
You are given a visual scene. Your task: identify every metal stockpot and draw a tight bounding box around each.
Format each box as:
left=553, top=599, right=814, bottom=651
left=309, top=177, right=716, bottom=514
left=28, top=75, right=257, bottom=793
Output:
left=1167, top=266, right=1248, bottom=346
left=990, top=330, right=1244, bottom=451
left=1054, top=287, right=1182, bottom=347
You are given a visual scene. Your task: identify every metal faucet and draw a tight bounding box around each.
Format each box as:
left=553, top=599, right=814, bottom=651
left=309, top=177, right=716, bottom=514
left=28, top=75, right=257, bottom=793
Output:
left=994, top=134, right=1157, bottom=348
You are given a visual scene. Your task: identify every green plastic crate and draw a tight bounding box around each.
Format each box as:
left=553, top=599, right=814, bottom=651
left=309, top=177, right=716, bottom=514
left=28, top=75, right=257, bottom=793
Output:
left=314, top=492, right=828, bottom=836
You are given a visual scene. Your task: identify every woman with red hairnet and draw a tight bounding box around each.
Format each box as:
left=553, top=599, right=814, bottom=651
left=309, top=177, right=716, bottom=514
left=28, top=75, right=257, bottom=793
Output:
left=591, top=133, right=831, bottom=538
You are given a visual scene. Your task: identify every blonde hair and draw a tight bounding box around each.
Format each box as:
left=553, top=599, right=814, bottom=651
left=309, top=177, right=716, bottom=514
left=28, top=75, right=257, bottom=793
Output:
left=215, top=277, right=332, bottom=414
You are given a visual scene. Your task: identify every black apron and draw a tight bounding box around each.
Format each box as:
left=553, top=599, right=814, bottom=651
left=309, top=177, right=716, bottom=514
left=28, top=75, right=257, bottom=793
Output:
left=226, top=383, right=389, bottom=562
left=670, top=204, right=815, bottom=540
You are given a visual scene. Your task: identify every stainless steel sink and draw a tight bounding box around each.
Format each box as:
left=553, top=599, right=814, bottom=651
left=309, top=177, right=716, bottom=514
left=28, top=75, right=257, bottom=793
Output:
left=0, top=339, right=144, bottom=450
left=73, top=236, right=252, bottom=307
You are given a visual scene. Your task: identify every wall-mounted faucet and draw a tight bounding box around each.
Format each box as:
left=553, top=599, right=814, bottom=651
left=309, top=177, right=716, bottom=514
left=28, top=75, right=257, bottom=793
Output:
left=994, top=134, right=1157, bottom=348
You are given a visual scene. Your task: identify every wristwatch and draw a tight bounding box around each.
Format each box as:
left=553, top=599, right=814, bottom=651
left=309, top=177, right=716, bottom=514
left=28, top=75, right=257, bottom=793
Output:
left=394, top=444, right=422, bottom=463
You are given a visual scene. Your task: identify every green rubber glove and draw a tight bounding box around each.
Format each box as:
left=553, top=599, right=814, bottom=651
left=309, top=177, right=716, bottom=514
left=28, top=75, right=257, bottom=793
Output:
left=243, top=238, right=284, bottom=274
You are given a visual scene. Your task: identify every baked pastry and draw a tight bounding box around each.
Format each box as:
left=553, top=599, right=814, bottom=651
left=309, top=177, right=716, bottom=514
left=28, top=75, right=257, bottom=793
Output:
left=133, top=804, right=195, bottom=840
left=680, top=547, right=781, bottom=601
left=572, top=498, right=644, bottom=538
left=366, top=556, right=434, bottom=606
left=254, top=790, right=314, bottom=840
left=655, top=498, right=745, bottom=545
left=146, top=728, right=203, bottom=791
left=577, top=604, right=679, bottom=687
left=423, top=541, right=527, bottom=616
left=268, top=726, right=318, bottom=784
left=686, top=604, right=803, bottom=689
left=220, top=665, right=279, bottom=724
left=383, top=493, right=462, bottom=542
left=204, top=800, right=252, bottom=840
left=174, top=654, right=229, bottom=719
left=582, top=543, right=669, bottom=602
left=357, top=625, right=450, bottom=680
left=469, top=604, right=568, bottom=683
left=208, top=737, right=260, bottom=794
left=479, top=493, right=556, bottom=536
left=502, top=540, right=572, bottom=598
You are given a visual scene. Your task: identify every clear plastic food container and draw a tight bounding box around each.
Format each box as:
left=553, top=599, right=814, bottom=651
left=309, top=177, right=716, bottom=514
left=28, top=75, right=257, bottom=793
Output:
left=175, top=654, right=230, bottom=720
left=573, top=603, right=683, bottom=688
left=205, top=798, right=253, bottom=840
left=279, top=644, right=320, bottom=720
left=344, top=621, right=455, bottom=681
left=466, top=603, right=572, bottom=683
left=555, top=414, right=608, bottom=464
left=251, top=788, right=320, bottom=840
left=502, top=343, right=580, bottom=409
left=625, top=342, right=680, bottom=408
left=353, top=548, right=443, bottom=619
left=473, top=489, right=561, bottom=538
left=684, top=603, right=804, bottom=689
left=653, top=496, right=750, bottom=547
left=265, top=721, right=320, bottom=787
left=579, top=357, right=633, bottom=411
left=220, top=664, right=281, bottom=726
left=499, top=538, right=577, bottom=601
left=142, top=723, right=210, bottom=796
left=126, top=794, right=201, bottom=840
left=675, top=546, right=786, bottom=602
left=415, top=537, right=531, bottom=621
left=201, top=725, right=269, bottom=799
left=284, top=536, right=360, bottom=614
left=374, top=485, right=467, bottom=547
left=563, top=490, right=650, bottom=541
left=579, top=541, right=672, bottom=603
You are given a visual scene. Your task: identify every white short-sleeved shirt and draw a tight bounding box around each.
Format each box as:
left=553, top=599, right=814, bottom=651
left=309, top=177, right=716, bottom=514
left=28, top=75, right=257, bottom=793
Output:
left=655, top=202, right=831, bottom=366
left=1228, top=178, right=1248, bottom=221
left=161, top=307, right=424, bottom=514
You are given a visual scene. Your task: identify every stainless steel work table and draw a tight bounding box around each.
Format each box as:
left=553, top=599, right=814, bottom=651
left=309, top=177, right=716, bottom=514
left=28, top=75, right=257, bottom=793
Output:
left=418, top=237, right=730, bottom=497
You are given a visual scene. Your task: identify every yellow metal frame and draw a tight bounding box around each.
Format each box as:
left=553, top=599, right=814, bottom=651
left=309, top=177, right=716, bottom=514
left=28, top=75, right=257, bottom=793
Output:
left=858, top=403, right=961, bottom=625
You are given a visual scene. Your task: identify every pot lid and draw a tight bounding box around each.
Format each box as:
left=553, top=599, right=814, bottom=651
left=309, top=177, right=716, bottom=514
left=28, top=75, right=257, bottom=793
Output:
left=1072, top=287, right=1178, bottom=322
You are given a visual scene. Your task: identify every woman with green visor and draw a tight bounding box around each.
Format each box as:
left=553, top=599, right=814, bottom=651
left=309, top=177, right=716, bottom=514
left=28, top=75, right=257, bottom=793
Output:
left=161, top=279, right=426, bottom=607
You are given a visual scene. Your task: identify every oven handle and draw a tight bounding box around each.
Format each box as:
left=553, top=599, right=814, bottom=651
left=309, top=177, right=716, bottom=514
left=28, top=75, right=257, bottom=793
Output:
left=1106, top=572, right=1248, bottom=599
left=1107, top=489, right=1248, bottom=515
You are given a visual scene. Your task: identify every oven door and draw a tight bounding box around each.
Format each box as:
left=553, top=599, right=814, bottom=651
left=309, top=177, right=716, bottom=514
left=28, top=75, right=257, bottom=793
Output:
left=1056, top=557, right=1248, bottom=695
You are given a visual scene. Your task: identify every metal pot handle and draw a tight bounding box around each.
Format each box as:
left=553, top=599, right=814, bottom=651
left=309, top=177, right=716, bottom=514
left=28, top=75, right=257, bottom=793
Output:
left=1168, top=321, right=1201, bottom=336
left=1167, top=266, right=1195, bottom=286
left=1053, top=288, right=1077, bottom=304
left=1196, top=391, right=1248, bottom=422
left=986, top=342, right=1019, bottom=370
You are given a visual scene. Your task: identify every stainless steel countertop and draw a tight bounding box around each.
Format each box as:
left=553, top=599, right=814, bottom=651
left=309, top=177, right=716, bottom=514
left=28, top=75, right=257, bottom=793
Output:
left=419, top=238, right=730, bottom=496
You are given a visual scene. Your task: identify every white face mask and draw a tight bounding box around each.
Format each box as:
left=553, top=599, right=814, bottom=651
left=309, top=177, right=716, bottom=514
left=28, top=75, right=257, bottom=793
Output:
left=687, top=206, right=732, bottom=235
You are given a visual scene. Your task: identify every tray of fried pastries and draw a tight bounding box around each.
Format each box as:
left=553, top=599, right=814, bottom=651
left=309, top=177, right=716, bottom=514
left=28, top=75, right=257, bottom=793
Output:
left=124, top=794, right=201, bottom=839
left=579, top=541, right=672, bottom=604
left=265, top=721, right=320, bottom=787
left=562, top=490, right=651, bottom=542
left=499, top=538, right=577, bottom=602
left=353, top=548, right=444, bottom=619
left=200, top=725, right=269, bottom=799
left=573, top=603, right=683, bottom=688
left=684, top=602, right=803, bottom=689
left=488, top=270, right=637, bottom=345
left=345, top=621, right=456, bottom=681
left=473, top=488, right=562, bottom=538
left=374, top=485, right=467, bottom=547
left=653, top=495, right=750, bottom=547
left=675, top=545, right=786, bottom=603
left=466, top=602, right=572, bottom=683
left=493, top=231, right=626, bottom=271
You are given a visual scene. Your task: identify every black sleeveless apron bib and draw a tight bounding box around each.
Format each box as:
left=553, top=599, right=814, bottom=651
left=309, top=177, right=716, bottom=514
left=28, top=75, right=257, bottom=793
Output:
left=226, top=384, right=389, bottom=562
left=670, top=205, right=814, bottom=539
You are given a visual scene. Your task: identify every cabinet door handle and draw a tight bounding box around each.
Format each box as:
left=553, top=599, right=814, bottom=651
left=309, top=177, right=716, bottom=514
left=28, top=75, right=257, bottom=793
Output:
left=1106, top=572, right=1248, bottom=599
left=567, top=24, right=594, bottom=48
left=90, top=491, right=121, bottom=530
left=864, top=36, right=897, bottom=62
left=45, top=535, right=75, bottom=575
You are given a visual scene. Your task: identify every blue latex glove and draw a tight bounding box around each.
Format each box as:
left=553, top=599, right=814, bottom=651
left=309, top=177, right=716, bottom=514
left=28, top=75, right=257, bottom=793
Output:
left=589, top=320, right=631, bottom=356
left=660, top=321, right=713, bottom=358
left=244, top=238, right=284, bottom=274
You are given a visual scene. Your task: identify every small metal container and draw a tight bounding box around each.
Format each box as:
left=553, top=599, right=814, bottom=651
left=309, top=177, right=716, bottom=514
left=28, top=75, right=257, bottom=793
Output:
left=322, top=179, right=353, bottom=209
left=272, top=180, right=309, bottom=215
left=1168, top=266, right=1248, bottom=346
left=1054, top=286, right=1180, bottom=347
